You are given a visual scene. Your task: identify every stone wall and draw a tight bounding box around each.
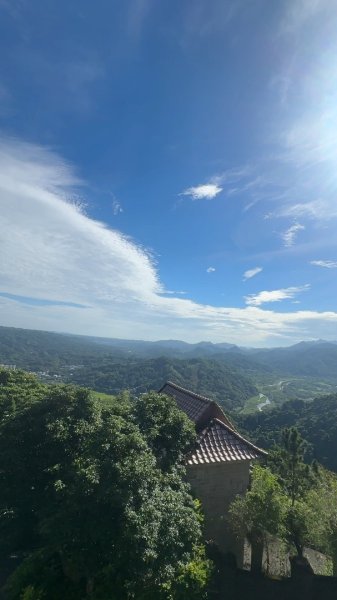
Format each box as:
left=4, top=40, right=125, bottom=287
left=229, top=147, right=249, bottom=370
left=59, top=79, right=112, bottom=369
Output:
left=186, top=460, right=250, bottom=565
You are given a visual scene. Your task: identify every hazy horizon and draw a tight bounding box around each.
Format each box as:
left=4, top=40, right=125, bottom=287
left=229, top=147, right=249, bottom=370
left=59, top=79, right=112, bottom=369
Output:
left=1, top=324, right=335, bottom=351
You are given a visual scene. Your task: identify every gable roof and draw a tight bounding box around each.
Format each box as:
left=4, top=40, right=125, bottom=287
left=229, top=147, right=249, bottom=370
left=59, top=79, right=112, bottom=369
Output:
left=159, top=381, right=234, bottom=431
left=186, top=418, right=267, bottom=465
left=159, top=381, right=267, bottom=464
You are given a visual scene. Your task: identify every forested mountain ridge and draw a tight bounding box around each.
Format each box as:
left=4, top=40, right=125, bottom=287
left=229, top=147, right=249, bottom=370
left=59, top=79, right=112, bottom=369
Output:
left=2, top=325, right=337, bottom=374
left=2, top=326, right=337, bottom=413
left=250, top=342, right=337, bottom=378
left=0, top=326, right=244, bottom=367
left=238, top=393, right=337, bottom=472
left=67, top=356, right=258, bottom=411
left=0, top=326, right=260, bottom=410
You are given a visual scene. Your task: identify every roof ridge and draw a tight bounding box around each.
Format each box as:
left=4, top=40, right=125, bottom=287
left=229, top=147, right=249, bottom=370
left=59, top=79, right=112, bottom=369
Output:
left=162, top=381, right=212, bottom=406
left=160, top=381, right=236, bottom=430
left=211, top=417, right=267, bottom=456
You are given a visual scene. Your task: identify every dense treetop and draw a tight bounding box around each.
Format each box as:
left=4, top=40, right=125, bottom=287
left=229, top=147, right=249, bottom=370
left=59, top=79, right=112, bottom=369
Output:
left=0, top=369, right=210, bottom=599
left=238, top=394, right=337, bottom=472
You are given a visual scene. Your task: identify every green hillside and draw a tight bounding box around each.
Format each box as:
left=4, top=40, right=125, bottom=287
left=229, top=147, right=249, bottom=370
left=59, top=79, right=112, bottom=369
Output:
left=68, top=356, right=258, bottom=411
left=238, top=393, right=337, bottom=472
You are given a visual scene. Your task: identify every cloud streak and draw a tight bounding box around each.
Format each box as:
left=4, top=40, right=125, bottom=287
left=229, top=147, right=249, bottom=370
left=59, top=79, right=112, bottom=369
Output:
left=310, top=260, right=337, bottom=269
left=245, top=285, right=310, bottom=307
left=1, top=138, right=337, bottom=346
left=112, top=199, right=123, bottom=215
left=281, top=223, right=305, bottom=247
left=243, top=267, right=262, bottom=281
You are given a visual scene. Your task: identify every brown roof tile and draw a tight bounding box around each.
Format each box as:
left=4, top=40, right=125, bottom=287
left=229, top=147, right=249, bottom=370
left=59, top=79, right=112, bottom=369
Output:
left=186, top=418, right=267, bottom=465
left=159, top=381, right=267, bottom=463
left=159, top=381, right=234, bottom=430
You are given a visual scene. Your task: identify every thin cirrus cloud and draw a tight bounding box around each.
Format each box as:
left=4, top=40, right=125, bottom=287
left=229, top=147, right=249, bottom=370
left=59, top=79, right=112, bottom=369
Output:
left=280, top=0, right=332, bottom=34
left=281, top=223, right=305, bottom=247
left=181, top=183, right=222, bottom=200
left=245, top=285, right=310, bottom=307
left=277, top=200, right=337, bottom=221
left=310, top=260, right=337, bottom=269
left=112, top=199, right=123, bottom=215
left=211, top=3, right=337, bottom=248
left=243, top=267, right=263, bottom=281
left=1, top=137, right=337, bottom=346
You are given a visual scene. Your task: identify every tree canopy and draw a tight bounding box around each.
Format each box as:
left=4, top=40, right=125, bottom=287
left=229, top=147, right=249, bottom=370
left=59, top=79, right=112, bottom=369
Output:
left=229, top=427, right=330, bottom=571
left=0, top=372, right=210, bottom=599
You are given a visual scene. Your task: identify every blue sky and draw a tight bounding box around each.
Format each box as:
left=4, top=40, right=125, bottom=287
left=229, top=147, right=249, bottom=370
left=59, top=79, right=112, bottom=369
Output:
left=1, top=0, right=337, bottom=346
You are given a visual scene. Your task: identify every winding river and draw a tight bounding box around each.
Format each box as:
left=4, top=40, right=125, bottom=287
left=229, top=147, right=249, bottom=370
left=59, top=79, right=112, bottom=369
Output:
left=257, top=392, right=271, bottom=411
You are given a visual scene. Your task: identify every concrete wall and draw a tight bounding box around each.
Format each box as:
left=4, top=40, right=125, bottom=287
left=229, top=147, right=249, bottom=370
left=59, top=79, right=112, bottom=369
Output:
left=186, top=460, right=250, bottom=565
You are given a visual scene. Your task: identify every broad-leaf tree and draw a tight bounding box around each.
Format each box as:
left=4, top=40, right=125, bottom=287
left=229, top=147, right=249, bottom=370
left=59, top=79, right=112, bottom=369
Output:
left=0, top=383, right=210, bottom=599
left=133, top=391, right=196, bottom=470
left=267, top=427, right=320, bottom=557
left=229, top=465, right=285, bottom=573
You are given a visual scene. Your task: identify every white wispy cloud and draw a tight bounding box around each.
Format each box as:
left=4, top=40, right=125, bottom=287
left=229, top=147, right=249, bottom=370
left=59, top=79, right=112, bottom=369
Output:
left=181, top=183, right=222, bottom=200
left=0, top=138, right=160, bottom=307
left=281, top=0, right=332, bottom=34
left=245, top=285, right=310, bottom=307
left=180, top=168, right=266, bottom=205
left=310, top=260, right=337, bottom=269
left=223, top=3, right=337, bottom=250
left=182, top=0, right=241, bottom=39
left=281, top=223, right=305, bottom=247
left=112, top=199, right=123, bottom=215
left=1, top=138, right=337, bottom=346
left=278, top=200, right=337, bottom=220
left=206, top=267, right=216, bottom=273
left=243, top=267, right=263, bottom=281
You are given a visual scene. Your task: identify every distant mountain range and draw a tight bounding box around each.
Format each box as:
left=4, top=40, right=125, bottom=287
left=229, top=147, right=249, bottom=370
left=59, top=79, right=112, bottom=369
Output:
left=1, top=325, right=337, bottom=379
left=2, top=325, right=337, bottom=473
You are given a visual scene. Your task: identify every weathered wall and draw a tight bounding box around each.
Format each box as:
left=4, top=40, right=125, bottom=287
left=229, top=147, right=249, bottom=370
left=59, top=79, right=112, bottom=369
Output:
left=186, top=460, right=250, bottom=565
left=243, top=536, right=332, bottom=577
left=187, top=461, right=332, bottom=577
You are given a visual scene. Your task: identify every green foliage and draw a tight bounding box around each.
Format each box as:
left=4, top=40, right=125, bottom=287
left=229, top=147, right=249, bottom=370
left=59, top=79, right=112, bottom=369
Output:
left=266, top=427, right=321, bottom=557
left=229, top=465, right=286, bottom=574
left=306, top=469, right=337, bottom=573
left=69, top=356, right=257, bottom=411
left=0, top=380, right=210, bottom=599
left=283, top=500, right=320, bottom=557
left=134, top=391, right=196, bottom=470
left=267, top=427, right=315, bottom=505
left=174, top=546, right=212, bottom=600
left=230, top=430, right=329, bottom=564
left=0, top=368, right=48, bottom=422
left=229, top=464, right=285, bottom=543
left=239, top=393, right=337, bottom=472
left=21, top=586, right=45, bottom=600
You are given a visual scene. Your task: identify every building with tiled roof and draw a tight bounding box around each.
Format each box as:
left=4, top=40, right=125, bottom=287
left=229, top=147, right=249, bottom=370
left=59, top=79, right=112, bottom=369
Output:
left=159, top=381, right=267, bottom=565
left=159, top=381, right=234, bottom=430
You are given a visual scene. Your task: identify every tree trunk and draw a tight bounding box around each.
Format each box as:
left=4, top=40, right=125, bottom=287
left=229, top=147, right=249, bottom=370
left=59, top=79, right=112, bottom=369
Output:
left=332, top=555, right=337, bottom=577
left=294, top=540, right=303, bottom=557
left=250, top=533, right=264, bottom=575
